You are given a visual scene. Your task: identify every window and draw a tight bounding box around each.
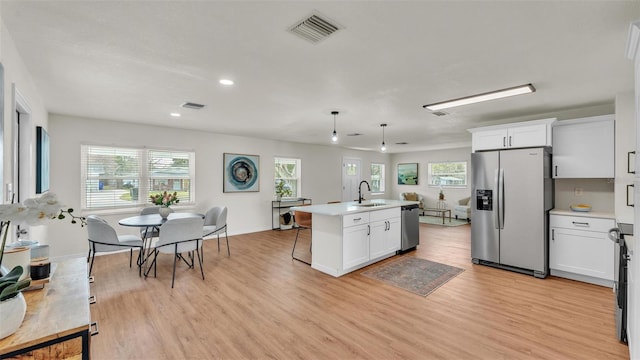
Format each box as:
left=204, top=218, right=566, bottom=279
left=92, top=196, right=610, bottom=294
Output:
left=428, top=161, right=467, bottom=187
left=81, top=145, right=195, bottom=210
left=371, top=163, right=385, bottom=193
left=274, top=157, right=301, bottom=198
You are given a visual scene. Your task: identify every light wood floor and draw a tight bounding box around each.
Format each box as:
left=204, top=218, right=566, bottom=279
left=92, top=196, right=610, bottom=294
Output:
left=89, top=223, right=629, bottom=359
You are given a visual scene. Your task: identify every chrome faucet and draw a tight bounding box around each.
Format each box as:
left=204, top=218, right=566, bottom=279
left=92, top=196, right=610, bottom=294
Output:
left=358, top=180, right=370, bottom=204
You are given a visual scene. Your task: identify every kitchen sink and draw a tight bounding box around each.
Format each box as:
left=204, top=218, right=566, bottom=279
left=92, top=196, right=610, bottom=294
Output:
left=356, top=203, right=384, bottom=207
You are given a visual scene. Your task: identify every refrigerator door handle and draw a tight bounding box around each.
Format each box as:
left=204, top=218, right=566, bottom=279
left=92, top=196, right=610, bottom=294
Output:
left=494, top=168, right=500, bottom=229
left=499, top=168, right=505, bottom=230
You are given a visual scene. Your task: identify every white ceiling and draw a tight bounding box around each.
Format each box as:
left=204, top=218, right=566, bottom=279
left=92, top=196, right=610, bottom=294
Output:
left=1, top=1, right=639, bottom=153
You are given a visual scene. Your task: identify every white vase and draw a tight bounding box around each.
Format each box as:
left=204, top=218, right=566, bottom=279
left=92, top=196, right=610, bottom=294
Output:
left=0, top=292, right=27, bottom=340
left=158, top=206, right=171, bottom=219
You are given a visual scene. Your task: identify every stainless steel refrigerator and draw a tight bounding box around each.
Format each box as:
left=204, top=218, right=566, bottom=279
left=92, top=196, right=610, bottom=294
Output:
left=471, top=147, right=553, bottom=278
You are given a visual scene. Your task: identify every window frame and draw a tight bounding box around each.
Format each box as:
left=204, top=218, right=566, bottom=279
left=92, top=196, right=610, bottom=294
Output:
left=370, top=162, right=386, bottom=194
left=81, top=144, right=196, bottom=211
left=427, top=161, right=468, bottom=188
left=274, top=156, right=302, bottom=199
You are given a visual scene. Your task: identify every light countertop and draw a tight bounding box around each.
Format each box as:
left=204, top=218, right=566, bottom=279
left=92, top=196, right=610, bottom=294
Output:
left=291, top=199, right=418, bottom=216
left=549, top=208, right=616, bottom=220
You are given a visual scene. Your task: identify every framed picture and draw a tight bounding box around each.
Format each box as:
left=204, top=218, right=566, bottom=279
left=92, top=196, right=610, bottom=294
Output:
left=224, top=153, right=260, bottom=192
left=397, top=163, right=418, bottom=185
left=36, top=126, right=50, bottom=194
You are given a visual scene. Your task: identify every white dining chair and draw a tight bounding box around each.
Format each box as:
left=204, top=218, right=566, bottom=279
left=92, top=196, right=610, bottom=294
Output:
left=144, top=216, right=205, bottom=288
left=86, top=215, right=144, bottom=276
left=202, top=206, right=229, bottom=256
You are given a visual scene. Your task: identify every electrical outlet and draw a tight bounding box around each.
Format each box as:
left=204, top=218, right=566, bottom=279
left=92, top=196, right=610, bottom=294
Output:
left=575, top=187, right=584, bottom=196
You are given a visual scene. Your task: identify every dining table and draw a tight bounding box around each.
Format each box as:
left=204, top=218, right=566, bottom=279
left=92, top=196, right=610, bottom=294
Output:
left=118, top=212, right=204, bottom=273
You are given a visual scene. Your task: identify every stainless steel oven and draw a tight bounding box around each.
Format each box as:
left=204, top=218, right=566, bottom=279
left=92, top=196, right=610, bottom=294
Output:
left=609, top=223, right=632, bottom=344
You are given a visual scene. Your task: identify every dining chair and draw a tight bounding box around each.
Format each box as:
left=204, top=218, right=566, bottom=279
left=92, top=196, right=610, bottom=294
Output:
left=139, top=206, right=174, bottom=239
left=202, top=206, right=229, bottom=257
left=292, top=205, right=312, bottom=265
left=145, top=216, right=205, bottom=288
left=86, top=215, right=144, bottom=276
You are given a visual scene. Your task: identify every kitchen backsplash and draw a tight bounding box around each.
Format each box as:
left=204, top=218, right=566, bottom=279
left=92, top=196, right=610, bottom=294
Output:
left=554, top=178, right=614, bottom=213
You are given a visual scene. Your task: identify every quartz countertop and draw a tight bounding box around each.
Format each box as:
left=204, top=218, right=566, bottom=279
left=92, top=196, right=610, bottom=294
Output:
left=291, top=199, right=418, bottom=216
left=549, top=208, right=616, bottom=220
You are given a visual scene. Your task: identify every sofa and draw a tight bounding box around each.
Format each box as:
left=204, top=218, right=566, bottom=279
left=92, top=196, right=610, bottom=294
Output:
left=453, top=197, right=471, bottom=221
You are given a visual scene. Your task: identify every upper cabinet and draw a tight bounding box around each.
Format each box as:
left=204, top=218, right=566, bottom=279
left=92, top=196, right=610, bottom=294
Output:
left=469, top=118, right=556, bottom=152
left=552, top=115, right=614, bottom=179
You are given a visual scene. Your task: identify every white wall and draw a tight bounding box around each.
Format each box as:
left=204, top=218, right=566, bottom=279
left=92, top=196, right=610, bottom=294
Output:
left=1, top=18, right=50, bottom=244
left=390, top=147, right=472, bottom=207
left=47, top=114, right=392, bottom=259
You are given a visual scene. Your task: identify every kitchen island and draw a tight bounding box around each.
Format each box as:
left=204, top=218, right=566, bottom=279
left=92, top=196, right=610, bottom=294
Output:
left=291, top=199, right=417, bottom=277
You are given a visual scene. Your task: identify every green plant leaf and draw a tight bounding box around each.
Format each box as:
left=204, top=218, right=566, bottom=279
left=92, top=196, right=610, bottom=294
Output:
left=0, top=278, right=30, bottom=301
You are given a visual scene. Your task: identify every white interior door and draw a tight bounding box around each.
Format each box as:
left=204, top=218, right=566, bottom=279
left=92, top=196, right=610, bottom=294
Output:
left=342, top=157, right=361, bottom=202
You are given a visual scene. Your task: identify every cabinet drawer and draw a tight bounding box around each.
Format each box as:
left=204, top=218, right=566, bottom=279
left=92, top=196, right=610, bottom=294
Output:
left=550, top=215, right=615, bottom=233
left=343, top=212, right=370, bottom=228
left=370, top=207, right=400, bottom=222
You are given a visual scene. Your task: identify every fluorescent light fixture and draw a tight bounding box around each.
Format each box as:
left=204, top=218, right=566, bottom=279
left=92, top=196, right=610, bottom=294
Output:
left=423, top=84, right=535, bottom=111
left=219, top=79, right=234, bottom=85
left=170, top=113, right=181, bottom=117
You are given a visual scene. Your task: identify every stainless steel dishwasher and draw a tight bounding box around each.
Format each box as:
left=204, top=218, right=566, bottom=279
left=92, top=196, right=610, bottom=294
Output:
left=400, top=204, right=420, bottom=252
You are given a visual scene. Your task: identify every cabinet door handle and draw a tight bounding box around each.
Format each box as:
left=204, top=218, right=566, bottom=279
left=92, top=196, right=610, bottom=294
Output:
left=354, top=217, right=361, bottom=221
left=386, top=221, right=390, bottom=231
left=554, top=166, right=558, bottom=177
left=503, top=137, right=506, bottom=147
left=88, top=295, right=97, bottom=305
left=367, top=225, right=370, bottom=236
left=509, top=136, right=512, bottom=147
left=572, top=221, right=589, bottom=226
left=629, top=151, right=636, bottom=174
left=627, top=184, right=635, bottom=207
left=551, top=229, right=554, bottom=241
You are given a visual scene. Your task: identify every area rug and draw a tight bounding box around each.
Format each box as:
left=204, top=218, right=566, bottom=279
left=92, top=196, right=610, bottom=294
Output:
left=362, top=257, right=464, bottom=296
left=419, top=215, right=469, bottom=227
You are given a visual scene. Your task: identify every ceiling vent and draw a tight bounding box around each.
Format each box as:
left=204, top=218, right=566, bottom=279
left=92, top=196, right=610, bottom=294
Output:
left=288, top=13, right=341, bottom=44
left=181, top=102, right=205, bottom=110
left=395, top=142, right=409, bottom=145
left=431, top=111, right=448, bottom=117
left=347, top=133, right=363, bottom=137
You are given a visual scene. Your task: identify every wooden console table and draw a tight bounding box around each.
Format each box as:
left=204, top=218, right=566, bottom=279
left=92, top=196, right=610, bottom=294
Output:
left=0, top=257, right=92, bottom=359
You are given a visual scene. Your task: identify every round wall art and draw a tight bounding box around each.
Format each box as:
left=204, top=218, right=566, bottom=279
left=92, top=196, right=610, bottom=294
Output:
left=223, top=153, right=260, bottom=192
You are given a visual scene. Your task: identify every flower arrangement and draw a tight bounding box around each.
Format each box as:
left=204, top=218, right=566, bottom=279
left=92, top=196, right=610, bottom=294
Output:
left=0, top=192, right=85, bottom=301
left=149, top=191, right=179, bottom=207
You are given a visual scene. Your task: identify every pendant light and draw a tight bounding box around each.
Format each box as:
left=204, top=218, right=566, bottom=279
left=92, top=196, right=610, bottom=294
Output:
left=380, top=123, right=387, bottom=152
left=331, top=111, right=339, bottom=143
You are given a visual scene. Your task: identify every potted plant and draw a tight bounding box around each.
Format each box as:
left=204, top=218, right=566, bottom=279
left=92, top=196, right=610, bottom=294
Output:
left=0, top=192, right=85, bottom=340
left=275, top=180, right=292, bottom=201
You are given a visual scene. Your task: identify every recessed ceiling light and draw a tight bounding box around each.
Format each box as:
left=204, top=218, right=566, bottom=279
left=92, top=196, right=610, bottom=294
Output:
left=219, top=79, right=234, bottom=85
left=170, top=113, right=181, bottom=117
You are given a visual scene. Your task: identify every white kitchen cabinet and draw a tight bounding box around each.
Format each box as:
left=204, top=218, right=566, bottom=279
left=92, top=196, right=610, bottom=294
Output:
left=549, top=213, right=615, bottom=287
left=469, top=118, right=556, bottom=152
left=343, top=224, right=370, bottom=269
left=369, top=208, right=401, bottom=259
left=552, top=115, right=614, bottom=178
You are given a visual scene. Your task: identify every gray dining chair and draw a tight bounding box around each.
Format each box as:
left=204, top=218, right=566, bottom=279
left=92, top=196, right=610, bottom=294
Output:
left=145, top=216, right=205, bottom=288
left=139, top=206, right=174, bottom=239
left=86, top=215, right=144, bottom=276
left=202, top=206, right=229, bottom=256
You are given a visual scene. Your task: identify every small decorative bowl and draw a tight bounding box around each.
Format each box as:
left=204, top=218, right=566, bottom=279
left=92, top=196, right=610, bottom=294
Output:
left=570, top=204, right=592, bottom=212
